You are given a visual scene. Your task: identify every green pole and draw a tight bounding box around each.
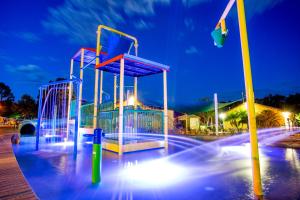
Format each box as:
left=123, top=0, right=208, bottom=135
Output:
left=92, top=128, right=102, bottom=183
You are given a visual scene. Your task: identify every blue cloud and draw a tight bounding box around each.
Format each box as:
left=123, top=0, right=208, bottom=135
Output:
left=124, top=0, right=170, bottom=16
left=15, top=32, right=40, bottom=43
left=185, top=46, right=199, bottom=54
left=182, top=0, right=210, bottom=7
left=133, top=19, right=155, bottom=30
left=5, top=64, right=49, bottom=83
left=182, top=0, right=285, bottom=18
left=0, top=31, right=40, bottom=43
left=184, top=18, right=195, bottom=31
left=43, top=0, right=170, bottom=44
left=244, top=0, right=284, bottom=18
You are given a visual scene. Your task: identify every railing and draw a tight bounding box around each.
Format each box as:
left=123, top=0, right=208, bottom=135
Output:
left=99, top=109, right=164, bottom=142
left=80, top=104, right=164, bottom=142
left=123, top=109, right=163, bottom=134
left=79, top=102, right=115, bottom=128
left=80, top=103, right=94, bottom=128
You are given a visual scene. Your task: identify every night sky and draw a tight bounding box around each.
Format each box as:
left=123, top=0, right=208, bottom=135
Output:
left=0, top=0, right=299, bottom=108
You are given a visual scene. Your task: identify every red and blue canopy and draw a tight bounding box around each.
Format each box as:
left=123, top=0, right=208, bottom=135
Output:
left=72, top=49, right=170, bottom=77
left=72, top=32, right=169, bottom=77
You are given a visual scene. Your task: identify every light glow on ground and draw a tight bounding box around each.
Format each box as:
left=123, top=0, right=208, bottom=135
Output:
left=122, top=159, right=186, bottom=188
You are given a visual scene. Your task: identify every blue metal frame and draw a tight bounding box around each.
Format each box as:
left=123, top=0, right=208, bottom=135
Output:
left=35, top=87, right=43, bottom=150
left=73, top=81, right=80, bottom=155
left=36, top=78, right=81, bottom=155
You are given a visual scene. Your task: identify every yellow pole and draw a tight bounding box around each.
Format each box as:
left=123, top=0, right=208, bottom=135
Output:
left=66, top=59, right=74, bottom=140
left=221, top=19, right=227, bottom=34
left=93, top=28, right=102, bottom=129
left=78, top=49, right=84, bottom=128
left=99, top=71, right=103, bottom=104
left=236, top=0, right=263, bottom=198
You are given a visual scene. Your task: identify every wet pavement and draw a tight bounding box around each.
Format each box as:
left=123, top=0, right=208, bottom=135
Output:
left=11, top=129, right=300, bottom=200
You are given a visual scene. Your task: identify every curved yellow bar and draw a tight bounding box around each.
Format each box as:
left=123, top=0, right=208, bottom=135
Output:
left=93, top=25, right=139, bottom=130
left=97, top=25, right=138, bottom=56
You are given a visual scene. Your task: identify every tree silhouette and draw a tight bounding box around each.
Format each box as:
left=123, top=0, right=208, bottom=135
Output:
left=0, top=82, right=15, bottom=116
left=17, top=95, right=37, bottom=119
left=0, top=82, right=14, bottom=102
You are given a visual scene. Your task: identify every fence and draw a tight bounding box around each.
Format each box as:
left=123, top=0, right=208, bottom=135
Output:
left=79, top=103, right=164, bottom=143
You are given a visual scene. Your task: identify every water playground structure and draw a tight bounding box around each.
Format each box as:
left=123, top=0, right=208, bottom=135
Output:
left=35, top=25, right=170, bottom=155
left=11, top=1, right=300, bottom=199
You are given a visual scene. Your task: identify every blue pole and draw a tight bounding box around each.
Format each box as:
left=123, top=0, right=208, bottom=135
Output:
left=74, top=81, right=80, bottom=155
left=36, top=87, right=43, bottom=150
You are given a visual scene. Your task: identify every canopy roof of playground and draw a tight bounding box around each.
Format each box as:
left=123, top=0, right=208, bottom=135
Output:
left=178, top=100, right=241, bottom=115
left=72, top=48, right=170, bottom=77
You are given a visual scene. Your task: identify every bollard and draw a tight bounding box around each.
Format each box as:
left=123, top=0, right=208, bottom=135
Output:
left=92, top=128, right=102, bottom=184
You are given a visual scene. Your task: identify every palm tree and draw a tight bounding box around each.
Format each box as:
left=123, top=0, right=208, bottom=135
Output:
left=256, top=110, right=282, bottom=128
left=225, top=112, right=240, bottom=131
left=238, top=110, right=248, bottom=129
left=295, top=113, right=300, bottom=126
left=224, top=110, right=249, bottom=132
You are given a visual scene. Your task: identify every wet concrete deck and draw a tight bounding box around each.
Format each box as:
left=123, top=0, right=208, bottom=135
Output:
left=0, top=128, right=37, bottom=200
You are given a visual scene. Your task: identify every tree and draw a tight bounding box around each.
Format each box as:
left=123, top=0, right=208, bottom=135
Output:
left=199, top=111, right=214, bottom=126
left=256, top=94, right=286, bottom=109
left=238, top=110, right=248, bottom=129
left=256, top=93, right=300, bottom=113
left=256, top=110, right=282, bottom=128
left=17, top=95, right=37, bottom=119
left=49, top=77, right=67, bottom=83
left=285, top=93, right=300, bottom=113
left=0, top=82, right=14, bottom=102
left=295, top=113, right=300, bottom=126
left=0, top=82, right=15, bottom=116
left=225, top=110, right=248, bottom=132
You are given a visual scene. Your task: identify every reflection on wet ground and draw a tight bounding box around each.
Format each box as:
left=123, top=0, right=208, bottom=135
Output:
left=12, top=128, right=300, bottom=200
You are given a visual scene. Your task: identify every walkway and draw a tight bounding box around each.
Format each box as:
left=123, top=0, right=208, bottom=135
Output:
left=0, top=130, right=37, bottom=200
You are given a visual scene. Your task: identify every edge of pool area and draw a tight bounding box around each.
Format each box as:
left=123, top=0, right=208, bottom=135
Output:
left=0, top=132, right=38, bottom=200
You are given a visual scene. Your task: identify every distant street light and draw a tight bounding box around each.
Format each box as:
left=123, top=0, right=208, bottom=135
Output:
left=127, top=96, right=135, bottom=106
left=211, top=0, right=263, bottom=198
left=219, top=113, right=226, bottom=131
left=219, top=113, right=226, bottom=120
left=282, top=111, right=291, bottom=119
left=282, top=111, right=291, bottom=129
